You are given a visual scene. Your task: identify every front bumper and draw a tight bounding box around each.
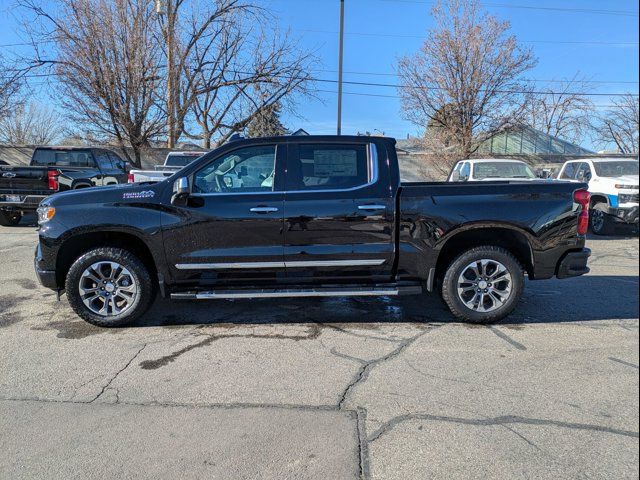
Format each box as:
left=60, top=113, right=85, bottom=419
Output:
left=34, top=244, right=58, bottom=290
left=556, top=248, right=591, bottom=279
left=611, top=206, right=639, bottom=225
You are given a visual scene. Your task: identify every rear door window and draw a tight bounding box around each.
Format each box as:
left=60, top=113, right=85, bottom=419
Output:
left=287, top=144, right=369, bottom=191
left=560, top=163, right=577, bottom=179
left=95, top=151, right=114, bottom=170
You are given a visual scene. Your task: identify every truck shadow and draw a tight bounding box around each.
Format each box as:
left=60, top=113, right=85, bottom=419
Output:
left=136, top=274, right=639, bottom=328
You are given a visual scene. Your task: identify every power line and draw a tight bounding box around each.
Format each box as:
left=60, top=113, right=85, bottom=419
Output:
left=297, top=28, right=639, bottom=46
left=378, top=0, right=639, bottom=17
left=313, top=68, right=640, bottom=85
left=9, top=69, right=640, bottom=97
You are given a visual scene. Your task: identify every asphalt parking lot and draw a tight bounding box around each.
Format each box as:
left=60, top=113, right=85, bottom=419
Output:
left=0, top=219, right=638, bottom=479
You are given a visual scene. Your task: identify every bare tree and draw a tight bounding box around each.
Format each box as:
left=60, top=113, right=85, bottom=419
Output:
left=21, top=0, right=165, bottom=167
left=157, top=0, right=313, bottom=148
left=0, top=102, right=62, bottom=145
left=0, top=54, right=24, bottom=118
left=398, top=0, right=536, bottom=169
left=524, top=74, right=594, bottom=145
left=593, top=94, right=639, bottom=154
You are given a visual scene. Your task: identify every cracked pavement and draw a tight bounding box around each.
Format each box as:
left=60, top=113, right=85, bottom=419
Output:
left=0, top=221, right=638, bottom=479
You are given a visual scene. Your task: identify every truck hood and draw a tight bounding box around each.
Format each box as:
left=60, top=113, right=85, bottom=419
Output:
left=43, top=182, right=164, bottom=207
left=593, top=175, right=639, bottom=189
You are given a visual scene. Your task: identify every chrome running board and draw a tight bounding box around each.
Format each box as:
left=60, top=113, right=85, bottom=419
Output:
left=170, top=285, right=422, bottom=300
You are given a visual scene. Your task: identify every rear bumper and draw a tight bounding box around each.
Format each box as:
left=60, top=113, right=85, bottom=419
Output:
left=0, top=194, right=48, bottom=211
left=556, top=248, right=591, bottom=279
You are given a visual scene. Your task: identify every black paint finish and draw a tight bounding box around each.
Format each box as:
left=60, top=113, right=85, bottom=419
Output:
left=34, top=135, right=590, bottom=296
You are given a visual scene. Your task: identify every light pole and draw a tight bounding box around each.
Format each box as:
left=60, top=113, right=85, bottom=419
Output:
left=337, top=0, right=344, bottom=135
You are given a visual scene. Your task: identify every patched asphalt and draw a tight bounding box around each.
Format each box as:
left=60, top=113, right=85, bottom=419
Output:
left=0, top=219, right=638, bottom=479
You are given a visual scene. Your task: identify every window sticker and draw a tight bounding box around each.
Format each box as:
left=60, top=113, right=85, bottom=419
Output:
left=313, top=150, right=357, bottom=177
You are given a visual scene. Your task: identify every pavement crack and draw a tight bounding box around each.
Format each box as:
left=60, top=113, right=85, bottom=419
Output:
left=608, top=357, right=639, bottom=369
left=139, top=325, right=322, bottom=370
left=330, top=347, right=367, bottom=365
left=338, top=329, right=431, bottom=410
left=489, top=326, right=527, bottom=351
left=355, top=407, right=371, bottom=480
left=368, top=413, right=640, bottom=443
left=89, top=344, right=147, bottom=403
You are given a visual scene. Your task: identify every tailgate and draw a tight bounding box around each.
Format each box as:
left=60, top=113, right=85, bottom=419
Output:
left=131, top=170, right=174, bottom=182
left=0, top=166, right=51, bottom=194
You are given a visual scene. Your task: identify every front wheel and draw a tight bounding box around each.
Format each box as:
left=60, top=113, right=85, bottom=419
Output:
left=441, top=246, right=524, bottom=324
left=0, top=210, right=22, bottom=226
left=589, top=203, right=614, bottom=236
left=65, top=247, right=154, bottom=327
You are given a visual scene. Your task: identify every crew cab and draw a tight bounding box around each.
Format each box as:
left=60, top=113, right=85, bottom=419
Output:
left=128, top=151, right=205, bottom=183
left=0, top=147, right=129, bottom=226
left=448, top=159, right=538, bottom=182
left=557, top=158, right=639, bottom=235
left=34, top=136, right=591, bottom=327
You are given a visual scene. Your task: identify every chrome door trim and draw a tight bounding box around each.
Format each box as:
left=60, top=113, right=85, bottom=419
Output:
left=249, top=206, right=279, bottom=213
left=176, top=261, right=285, bottom=270
left=285, top=259, right=385, bottom=268
left=175, top=259, right=386, bottom=270
left=357, top=204, right=386, bottom=211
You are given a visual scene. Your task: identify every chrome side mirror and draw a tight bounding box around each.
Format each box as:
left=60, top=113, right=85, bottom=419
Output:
left=171, top=177, right=190, bottom=205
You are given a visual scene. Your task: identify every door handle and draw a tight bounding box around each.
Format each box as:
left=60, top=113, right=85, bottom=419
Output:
left=358, top=204, right=386, bottom=211
left=250, top=206, right=279, bottom=213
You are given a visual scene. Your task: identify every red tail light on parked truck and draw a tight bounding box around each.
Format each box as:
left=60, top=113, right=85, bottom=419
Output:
left=574, top=189, right=591, bottom=235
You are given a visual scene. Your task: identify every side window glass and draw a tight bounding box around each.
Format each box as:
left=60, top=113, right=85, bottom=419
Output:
left=94, top=151, right=113, bottom=169
left=31, top=150, right=55, bottom=166
left=287, top=144, right=369, bottom=191
left=108, top=152, right=125, bottom=170
left=561, top=163, right=576, bottom=179
left=193, top=145, right=276, bottom=193
left=460, top=162, right=470, bottom=180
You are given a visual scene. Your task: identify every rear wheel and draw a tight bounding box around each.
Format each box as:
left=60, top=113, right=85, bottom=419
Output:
left=589, top=203, right=614, bottom=236
left=441, top=246, right=524, bottom=324
left=65, top=247, right=154, bottom=327
left=0, top=210, right=22, bottom=226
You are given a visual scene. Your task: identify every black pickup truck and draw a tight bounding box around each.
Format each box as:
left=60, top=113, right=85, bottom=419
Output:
left=34, top=135, right=591, bottom=326
left=0, top=146, right=128, bottom=226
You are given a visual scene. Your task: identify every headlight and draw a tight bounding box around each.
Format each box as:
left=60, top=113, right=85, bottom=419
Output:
left=615, top=184, right=639, bottom=189
left=37, top=206, right=56, bottom=224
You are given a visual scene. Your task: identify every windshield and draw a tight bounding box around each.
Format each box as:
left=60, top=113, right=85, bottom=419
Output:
left=165, top=153, right=202, bottom=167
left=593, top=161, right=639, bottom=177
left=473, top=162, right=536, bottom=180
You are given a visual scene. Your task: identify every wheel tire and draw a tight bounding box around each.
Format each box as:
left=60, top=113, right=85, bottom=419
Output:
left=441, top=246, right=525, bottom=324
left=65, top=247, right=154, bottom=327
left=0, top=210, right=22, bottom=226
left=589, top=203, right=614, bottom=236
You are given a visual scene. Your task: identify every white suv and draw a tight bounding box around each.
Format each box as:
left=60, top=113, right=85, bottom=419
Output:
left=557, top=158, right=639, bottom=235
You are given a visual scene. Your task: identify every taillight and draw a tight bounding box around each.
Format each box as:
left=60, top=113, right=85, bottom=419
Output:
left=128, top=173, right=135, bottom=183
left=47, top=170, right=60, bottom=191
left=574, top=189, right=590, bottom=235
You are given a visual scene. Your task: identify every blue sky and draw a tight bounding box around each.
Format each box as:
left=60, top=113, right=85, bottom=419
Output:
left=1, top=0, right=638, bottom=143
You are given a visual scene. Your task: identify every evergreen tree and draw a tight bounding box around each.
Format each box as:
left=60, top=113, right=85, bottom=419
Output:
left=246, top=102, right=287, bottom=138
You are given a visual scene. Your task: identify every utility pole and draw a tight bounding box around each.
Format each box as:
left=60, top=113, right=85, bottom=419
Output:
left=156, top=0, right=176, bottom=148
left=337, top=0, right=344, bottom=135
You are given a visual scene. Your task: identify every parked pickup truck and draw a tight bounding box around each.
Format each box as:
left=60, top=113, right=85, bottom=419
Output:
left=556, top=158, right=639, bottom=235
left=128, top=151, right=204, bottom=183
left=0, top=146, right=129, bottom=226
left=34, top=135, right=591, bottom=326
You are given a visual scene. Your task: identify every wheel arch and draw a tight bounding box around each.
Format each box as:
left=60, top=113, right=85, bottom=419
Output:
left=56, top=230, right=157, bottom=288
left=589, top=194, right=609, bottom=208
left=435, top=225, right=534, bottom=283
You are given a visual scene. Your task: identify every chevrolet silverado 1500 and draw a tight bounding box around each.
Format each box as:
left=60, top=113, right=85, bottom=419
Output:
left=34, top=136, right=591, bottom=326
left=0, top=146, right=129, bottom=226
